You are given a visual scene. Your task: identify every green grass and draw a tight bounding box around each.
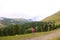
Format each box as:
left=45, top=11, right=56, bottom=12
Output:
left=0, top=32, right=48, bottom=40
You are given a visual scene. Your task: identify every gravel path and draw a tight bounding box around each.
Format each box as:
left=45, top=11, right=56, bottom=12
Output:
left=25, top=29, right=60, bottom=40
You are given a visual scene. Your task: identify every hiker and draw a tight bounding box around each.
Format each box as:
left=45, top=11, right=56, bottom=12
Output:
left=32, top=27, right=35, bottom=34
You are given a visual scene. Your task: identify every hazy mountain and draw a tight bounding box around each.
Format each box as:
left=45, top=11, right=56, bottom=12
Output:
left=43, top=11, right=60, bottom=24
left=0, top=17, right=32, bottom=26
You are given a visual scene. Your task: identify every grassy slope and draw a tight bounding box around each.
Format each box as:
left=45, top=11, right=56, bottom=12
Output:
left=0, top=32, right=48, bottom=40
left=55, top=37, right=60, bottom=40
left=50, top=37, right=60, bottom=40
left=49, top=36, right=60, bottom=40
left=43, top=11, right=60, bottom=24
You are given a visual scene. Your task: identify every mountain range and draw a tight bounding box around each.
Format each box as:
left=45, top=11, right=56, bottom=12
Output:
left=0, top=17, right=32, bottom=27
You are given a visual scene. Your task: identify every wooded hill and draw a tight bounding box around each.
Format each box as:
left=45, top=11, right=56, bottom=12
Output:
left=0, top=17, right=32, bottom=27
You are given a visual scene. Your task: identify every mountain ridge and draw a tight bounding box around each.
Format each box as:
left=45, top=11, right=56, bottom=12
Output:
left=42, top=11, right=60, bottom=24
left=0, top=17, right=32, bottom=27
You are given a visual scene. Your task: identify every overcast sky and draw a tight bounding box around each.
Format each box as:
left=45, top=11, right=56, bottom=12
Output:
left=0, top=0, right=60, bottom=21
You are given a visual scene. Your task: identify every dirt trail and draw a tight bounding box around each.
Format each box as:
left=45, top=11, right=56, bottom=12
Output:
left=25, top=29, right=60, bottom=40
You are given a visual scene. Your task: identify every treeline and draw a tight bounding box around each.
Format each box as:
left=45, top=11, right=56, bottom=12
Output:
left=0, top=21, right=60, bottom=36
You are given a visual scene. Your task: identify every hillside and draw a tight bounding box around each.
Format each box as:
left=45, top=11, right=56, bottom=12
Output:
left=0, top=17, right=32, bottom=26
left=43, top=11, right=60, bottom=24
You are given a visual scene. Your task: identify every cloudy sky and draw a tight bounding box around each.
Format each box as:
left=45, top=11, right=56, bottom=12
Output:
left=0, top=0, right=60, bottom=21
